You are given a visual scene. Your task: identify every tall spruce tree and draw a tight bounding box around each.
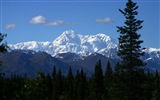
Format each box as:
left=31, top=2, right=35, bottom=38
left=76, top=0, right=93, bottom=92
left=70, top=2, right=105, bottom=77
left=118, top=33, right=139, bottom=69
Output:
left=117, top=0, right=145, bottom=70
left=92, top=60, right=104, bottom=100
left=0, top=33, right=7, bottom=53
left=77, top=69, right=87, bottom=100
left=66, top=67, right=74, bottom=100
left=116, top=0, right=146, bottom=99
left=104, top=61, right=113, bottom=99
left=54, top=69, right=63, bottom=100
left=52, top=66, right=57, bottom=81
left=45, top=74, right=53, bottom=100
left=105, top=61, right=113, bottom=83
left=0, top=33, right=7, bottom=66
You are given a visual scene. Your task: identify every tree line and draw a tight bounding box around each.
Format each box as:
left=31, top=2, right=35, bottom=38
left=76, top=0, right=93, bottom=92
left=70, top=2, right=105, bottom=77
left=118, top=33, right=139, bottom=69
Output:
left=0, top=60, right=160, bottom=100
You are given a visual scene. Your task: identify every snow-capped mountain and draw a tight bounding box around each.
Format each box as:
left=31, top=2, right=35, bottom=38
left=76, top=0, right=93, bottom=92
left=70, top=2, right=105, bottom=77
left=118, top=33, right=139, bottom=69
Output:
left=9, top=30, right=160, bottom=59
left=5, top=30, right=160, bottom=73
left=9, top=30, right=118, bottom=58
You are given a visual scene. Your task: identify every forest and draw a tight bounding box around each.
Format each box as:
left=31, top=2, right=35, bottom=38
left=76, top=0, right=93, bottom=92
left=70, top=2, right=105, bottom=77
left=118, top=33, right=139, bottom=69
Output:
left=0, top=60, right=160, bottom=100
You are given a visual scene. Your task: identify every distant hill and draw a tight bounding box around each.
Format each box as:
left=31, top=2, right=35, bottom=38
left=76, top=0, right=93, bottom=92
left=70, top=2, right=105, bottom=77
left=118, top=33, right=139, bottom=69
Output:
left=0, top=50, right=70, bottom=77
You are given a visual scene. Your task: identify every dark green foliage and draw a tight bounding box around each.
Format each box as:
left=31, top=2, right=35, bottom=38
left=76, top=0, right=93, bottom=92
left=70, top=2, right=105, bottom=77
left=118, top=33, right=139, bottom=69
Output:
left=66, top=67, right=74, bottom=100
left=53, top=69, right=64, bottom=100
left=142, top=71, right=154, bottom=100
left=92, top=60, right=104, bottom=100
left=0, top=75, right=24, bottom=100
left=151, top=70, right=160, bottom=100
left=76, top=69, right=87, bottom=100
left=52, top=65, right=57, bottom=81
left=113, top=0, right=147, bottom=99
left=0, top=61, right=160, bottom=100
left=105, top=61, right=113, bottom=84
left=108, top=72, right=126, bottom=100
left=27, top=72, right=48, bottom=100
left=45, top=74, right=53, bottom=100
left=52, top=66, right=56, bottom=99
left=117, top=0, right=145, bottom=70
left=0, top=33, right=7, bottom=66
left=74, top=70, right=80, bottom=99
left=104, top=61, right=113, bottom=99
left=0, top=33, right=7, bottom=53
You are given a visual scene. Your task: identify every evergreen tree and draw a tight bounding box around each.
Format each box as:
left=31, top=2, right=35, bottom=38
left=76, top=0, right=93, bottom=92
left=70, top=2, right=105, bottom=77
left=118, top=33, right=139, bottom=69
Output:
left=54, top=69, right=64, bottom=100
left=108, top=72, right=125, bottom=100
left=66, top=67, right=74, bottom=100
left=45, top=74, right=53, bottom=100
left=23, top=72, right=47, bottom=100
left=117, top=0, right=145, bottom=70
left=105, top=61, right=113, bottom=83
left=35, top=72, right=48, bottom=100
left=0, top=73, right=4, bottom=99
left=86, top=76, right=94, bottom=100
left=52, top=66, right=57, bottom=99
left=142, top=71, right=154, bottom=100
left=52, top=65, right=57, bottom=81
left=74, top=70, right=80, bottom=99
left=151, top=70, right=160, bottom=100
left=0, top=33, right=7, bottom=66
left=77, top=69, right=87, bottom=100
left=116, top=0, right=146, bottom=99
left=92, top=60, right=104, bottom=100
left=0, top=33, right=8, bottom=100
left=0, top=33, right=7, bottom=53
left=104, top=61, right=113, bottom=99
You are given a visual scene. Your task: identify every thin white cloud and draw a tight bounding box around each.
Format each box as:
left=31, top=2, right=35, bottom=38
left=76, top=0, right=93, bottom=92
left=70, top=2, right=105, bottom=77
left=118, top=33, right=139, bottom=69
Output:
left=5, top=24, right=16, bottom=29
left=44, top=20, right=65, bottom=26
left=30, top=15, right=76, bottom=26
left=30, top=15, right=46, bottom=24
left=96, top=17, right=114, bottom=24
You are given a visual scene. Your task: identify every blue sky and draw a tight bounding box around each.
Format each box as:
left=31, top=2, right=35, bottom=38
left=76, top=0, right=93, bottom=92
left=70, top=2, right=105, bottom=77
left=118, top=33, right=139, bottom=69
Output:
left=0, top=0, right=159, bottom=48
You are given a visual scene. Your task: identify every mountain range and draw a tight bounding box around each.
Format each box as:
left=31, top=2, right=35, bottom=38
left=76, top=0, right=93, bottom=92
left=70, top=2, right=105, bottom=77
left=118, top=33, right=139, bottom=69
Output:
left=9, top=30, right=118, bottom=58
left=1, top=30, right=159, bottom=76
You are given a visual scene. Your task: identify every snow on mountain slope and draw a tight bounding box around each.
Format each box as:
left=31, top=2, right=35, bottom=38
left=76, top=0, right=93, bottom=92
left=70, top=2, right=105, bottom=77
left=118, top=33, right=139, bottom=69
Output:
left=9, top=30, right=118, bottom=57
left=8, top=30, right=160, bottom=59
left=80, top=33, right=117, bottom=55
left=52, top=30, right=117, bottom=56
left=9, top=41, right=54, bottom=54
left=7, top=30, right=160, bottom=73
left=144, top=48, right=160, bottom=59
left=52, top=30, right=82, bottom=55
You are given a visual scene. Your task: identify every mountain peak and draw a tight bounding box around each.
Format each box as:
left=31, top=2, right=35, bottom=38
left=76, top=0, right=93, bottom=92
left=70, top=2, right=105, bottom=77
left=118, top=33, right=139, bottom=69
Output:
left=96, top=33, right=107, bottom=37
left=63, top=30, right=75, bottom=34
left=51, top=30, right=118, bottom=56
left=61, top=30, right=77, bottom=38
left=53, top=30, right=80, bottom=45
